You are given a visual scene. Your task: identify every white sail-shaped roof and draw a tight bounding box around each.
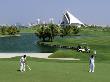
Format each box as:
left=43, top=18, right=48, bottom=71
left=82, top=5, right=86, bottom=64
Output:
left=61, top=11, right=83, bottom=25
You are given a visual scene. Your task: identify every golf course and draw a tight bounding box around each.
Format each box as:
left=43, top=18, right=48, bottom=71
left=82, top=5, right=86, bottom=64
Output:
left=0, top=27, right=110, bottom=82
left=0, top=0, right=110, bottom=82
left=0, top=57, right=110, bottom=82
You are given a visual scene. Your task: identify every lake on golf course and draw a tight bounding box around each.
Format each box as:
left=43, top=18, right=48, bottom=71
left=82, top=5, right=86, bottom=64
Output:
left=0, top=33, right=58, bottom=53
left=0, top=33, right=94, bottom=53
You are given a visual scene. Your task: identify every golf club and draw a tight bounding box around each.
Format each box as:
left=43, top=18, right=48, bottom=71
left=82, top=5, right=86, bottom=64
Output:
left=27, top=64, right=31, bottom=70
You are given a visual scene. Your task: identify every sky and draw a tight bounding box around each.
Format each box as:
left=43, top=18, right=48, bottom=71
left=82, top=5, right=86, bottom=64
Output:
left=0, top=0, right=110, bottom=25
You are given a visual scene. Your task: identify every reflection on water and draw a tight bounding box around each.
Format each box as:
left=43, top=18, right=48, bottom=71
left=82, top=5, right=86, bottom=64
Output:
left=0, top=33, right=58, bottom=53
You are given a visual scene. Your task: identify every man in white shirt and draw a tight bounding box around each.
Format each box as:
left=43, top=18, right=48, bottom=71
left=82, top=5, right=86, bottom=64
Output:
left=89, top=55, right=95, bottom=72
left=20, top=55, right=26, bottom=72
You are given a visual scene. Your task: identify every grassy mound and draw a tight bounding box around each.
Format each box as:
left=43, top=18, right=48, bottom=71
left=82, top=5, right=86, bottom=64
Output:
left=48, top=50, right=90, bottom=61
left=49, top=50, right=75, bottom=58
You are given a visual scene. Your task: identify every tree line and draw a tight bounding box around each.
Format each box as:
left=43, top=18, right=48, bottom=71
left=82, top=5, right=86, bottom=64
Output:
left=0, top=26, right=20, bottom=35
left=33, top=24, right=80, bottom=42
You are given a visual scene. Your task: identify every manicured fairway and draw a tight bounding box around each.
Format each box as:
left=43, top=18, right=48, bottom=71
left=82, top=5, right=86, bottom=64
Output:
left=0, top=59, right=110, bottom=82
left=44, top=28, right=110, bottom=62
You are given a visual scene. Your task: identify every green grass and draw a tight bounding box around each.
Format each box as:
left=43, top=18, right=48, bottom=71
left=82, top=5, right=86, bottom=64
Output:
left=49, top=50, right=80, bottom=58
left=0, top=28, right=110, bottom=82
left=48, top=50, right=108, bottom=62
left=0, top=57, right=110, bottom=82
left=43, top=29, right=110, bottom=62
left=20, top=28, right=35, bottom=33
left=48, top=50, right=90, bottom=61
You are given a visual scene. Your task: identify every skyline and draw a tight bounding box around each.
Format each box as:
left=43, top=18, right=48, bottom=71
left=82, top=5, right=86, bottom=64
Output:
left=0, top=0, right=110, bottom=26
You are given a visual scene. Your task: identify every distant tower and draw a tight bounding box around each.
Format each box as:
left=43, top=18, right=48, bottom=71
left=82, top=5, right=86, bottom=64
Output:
left=49, top=18, right=54, bottom=24
left=37, top=18, right=40, bottom=24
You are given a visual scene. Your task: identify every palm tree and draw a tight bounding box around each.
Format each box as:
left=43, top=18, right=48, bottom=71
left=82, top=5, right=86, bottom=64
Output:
left=35, top=24, right=45, bottom=41
left=0, top=26, right=7, bottom=35
left=61, top=25, right=79, bottom=36
left=48, top=24, right=61, bottom=41
left=7, top=26, right=20, bottom=35
left=35, top=24, right=61, bottom=42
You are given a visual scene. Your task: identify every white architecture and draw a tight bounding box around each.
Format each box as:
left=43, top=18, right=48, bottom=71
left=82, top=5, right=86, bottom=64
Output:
left=61, top=11, right=84, bottom=27
left=37, top=18, right=40, bottom=24
left=49, top=18, right=54, bottom=24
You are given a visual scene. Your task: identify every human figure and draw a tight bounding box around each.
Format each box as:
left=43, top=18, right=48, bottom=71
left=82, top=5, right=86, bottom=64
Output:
left=20, top=55, right=26, bottom=72
left=77, top=45, right=81, bottom=51
left=89, top=55, right=95, bottom=72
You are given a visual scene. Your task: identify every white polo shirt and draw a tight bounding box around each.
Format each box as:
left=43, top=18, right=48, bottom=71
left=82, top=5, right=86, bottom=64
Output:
left=20, top=57, right=26, bottom=63
left=90, top=57, right=94, bottom=64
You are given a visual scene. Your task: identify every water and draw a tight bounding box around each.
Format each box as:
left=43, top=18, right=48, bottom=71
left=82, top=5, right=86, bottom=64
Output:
left=0, top=33, right=58, bottom=53
left=0, top=33, right=95, bottom=53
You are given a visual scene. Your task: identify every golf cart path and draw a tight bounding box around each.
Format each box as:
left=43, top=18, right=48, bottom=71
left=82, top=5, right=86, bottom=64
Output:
left=0, top=53, right=80, bottom=60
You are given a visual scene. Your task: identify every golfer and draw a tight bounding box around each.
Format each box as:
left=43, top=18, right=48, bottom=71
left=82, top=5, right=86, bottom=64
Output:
left=20, top=55, right=27, bottom=72
left=89, top=55, right=95, bottom=72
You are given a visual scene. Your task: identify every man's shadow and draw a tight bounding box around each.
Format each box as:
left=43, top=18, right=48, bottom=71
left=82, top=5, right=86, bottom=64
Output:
left=17, top=69, right=20, bottom=72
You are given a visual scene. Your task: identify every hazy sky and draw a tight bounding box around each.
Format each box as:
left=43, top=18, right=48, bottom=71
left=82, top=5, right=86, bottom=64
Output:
left=0, top=0, right=110, bottom=25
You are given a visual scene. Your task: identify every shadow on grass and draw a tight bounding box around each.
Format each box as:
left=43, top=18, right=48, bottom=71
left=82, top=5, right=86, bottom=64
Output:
left=17, top=69, right=20, bottom=72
